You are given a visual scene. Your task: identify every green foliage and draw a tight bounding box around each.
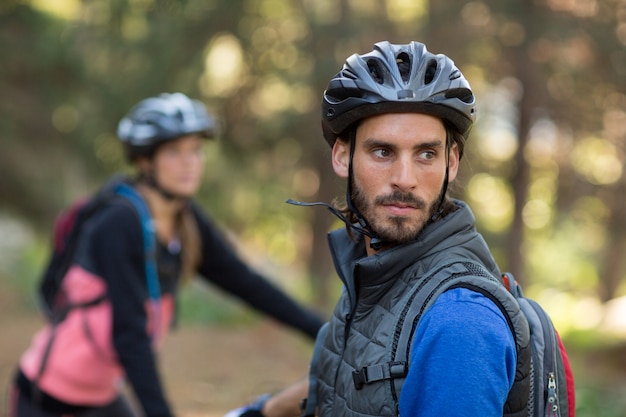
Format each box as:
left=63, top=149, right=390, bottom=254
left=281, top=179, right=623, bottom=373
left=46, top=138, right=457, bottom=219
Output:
left=0, top=218, right=48, bottom=311
left=177, top=280, right=260, bottom=326
left=575, top=384, right=626, bottom=417
left=3, top=0, right=624, bottom=300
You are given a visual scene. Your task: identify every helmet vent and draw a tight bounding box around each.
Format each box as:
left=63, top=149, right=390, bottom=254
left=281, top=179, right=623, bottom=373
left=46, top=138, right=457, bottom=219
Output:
left=424, top=59, right=438, bottom=85
left=367, top=59, right=385, bottom=84
left=341, top=68, right=358, bottom=80
left=450, top=69, right=462, bottom=80
left=445, top=88, right=474, bottom=104
left=396, top=52, right=411, bottom=83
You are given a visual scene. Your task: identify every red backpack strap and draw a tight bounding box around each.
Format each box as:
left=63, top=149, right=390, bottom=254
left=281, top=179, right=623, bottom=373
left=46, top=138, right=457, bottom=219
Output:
left=501, top=272, right=524, bottom=298
left=502, top=272, right=513, bottom=292
left=52, top=198, right=88, bottom=252
left=555, top=329, right=576, bottom=416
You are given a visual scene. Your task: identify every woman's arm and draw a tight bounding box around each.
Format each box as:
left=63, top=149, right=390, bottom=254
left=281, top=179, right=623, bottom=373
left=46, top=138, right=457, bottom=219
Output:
left=191, top=204, right=325, bottom=339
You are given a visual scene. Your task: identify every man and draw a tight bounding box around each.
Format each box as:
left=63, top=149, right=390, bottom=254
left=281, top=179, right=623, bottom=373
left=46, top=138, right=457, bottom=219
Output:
left=227, top=41, right=524, bottom=417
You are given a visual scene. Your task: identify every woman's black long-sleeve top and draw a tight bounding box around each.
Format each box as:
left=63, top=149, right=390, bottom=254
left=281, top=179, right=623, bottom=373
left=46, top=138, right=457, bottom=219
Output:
left=79, top=198, right=324, bottom=417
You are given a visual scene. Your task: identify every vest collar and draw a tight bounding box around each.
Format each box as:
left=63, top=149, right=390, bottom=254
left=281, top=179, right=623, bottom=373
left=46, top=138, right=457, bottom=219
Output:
left=328, top=200, right=488, bottom=292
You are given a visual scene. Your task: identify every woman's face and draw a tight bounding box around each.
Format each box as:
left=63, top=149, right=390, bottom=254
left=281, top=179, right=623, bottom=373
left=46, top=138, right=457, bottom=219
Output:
left=151, top=134, right=206, bottom=198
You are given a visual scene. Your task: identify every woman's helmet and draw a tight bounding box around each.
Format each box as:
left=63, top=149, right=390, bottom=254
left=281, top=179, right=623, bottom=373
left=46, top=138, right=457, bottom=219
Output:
left=117, top=92, right=217, bottom=161
left=321, top=41, right=476, bottom=147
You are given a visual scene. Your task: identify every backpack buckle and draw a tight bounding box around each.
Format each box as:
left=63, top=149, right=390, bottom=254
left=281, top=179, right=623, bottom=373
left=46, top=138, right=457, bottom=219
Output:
left=352, top=368, right=367, bottom=390
left=353, top=361, right=408, bottom=390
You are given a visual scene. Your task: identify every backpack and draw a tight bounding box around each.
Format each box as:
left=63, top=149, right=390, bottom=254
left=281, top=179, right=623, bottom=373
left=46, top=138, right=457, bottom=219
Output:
left=38, top=174, right=161, bottom=326
left=302, top=261, right=576, bottom=417
left=501, top=272, right=576, bottom=417
left=32, top=175, right=163, bottom=389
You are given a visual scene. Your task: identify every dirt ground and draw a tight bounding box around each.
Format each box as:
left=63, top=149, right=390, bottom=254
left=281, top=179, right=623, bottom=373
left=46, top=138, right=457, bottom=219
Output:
left=5, top=281, right=626, bottom=417
left=0, top=289, right=313, bottom=417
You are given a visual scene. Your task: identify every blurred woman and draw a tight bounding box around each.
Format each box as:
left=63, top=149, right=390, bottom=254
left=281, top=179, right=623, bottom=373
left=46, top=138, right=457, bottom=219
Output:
left=7, top=92, right=324, bottom=417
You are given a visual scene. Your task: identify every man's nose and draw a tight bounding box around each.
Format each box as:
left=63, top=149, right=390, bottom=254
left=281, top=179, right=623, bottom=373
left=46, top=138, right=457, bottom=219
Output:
left=390, top=157, right=418, bottom=190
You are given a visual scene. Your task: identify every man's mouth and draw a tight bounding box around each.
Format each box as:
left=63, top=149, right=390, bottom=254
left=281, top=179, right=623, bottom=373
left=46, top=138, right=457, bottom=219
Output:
left=385, top=202, right=416, bottom=208
left=382, top=202, right=418, bottom=215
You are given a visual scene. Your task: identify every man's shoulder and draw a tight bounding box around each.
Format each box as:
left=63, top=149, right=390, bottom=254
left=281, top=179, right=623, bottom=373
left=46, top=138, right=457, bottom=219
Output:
left=432, top=287, right=507, bottom=319
left=418, top=287, right=515, bottom=347
left=398, top=259, right=511, bottom=332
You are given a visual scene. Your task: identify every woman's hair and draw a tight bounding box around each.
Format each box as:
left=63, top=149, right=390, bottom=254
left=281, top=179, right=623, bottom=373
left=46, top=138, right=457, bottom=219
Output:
left=137, top=185, right=202, bottom=282
left=178, top=207, right=201, bottom=281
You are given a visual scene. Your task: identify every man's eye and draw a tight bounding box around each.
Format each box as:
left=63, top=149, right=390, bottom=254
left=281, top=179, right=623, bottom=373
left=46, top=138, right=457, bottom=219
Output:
left=373, top=149, right=390, bottom=158
left=421, top=151, right=436, bottom=160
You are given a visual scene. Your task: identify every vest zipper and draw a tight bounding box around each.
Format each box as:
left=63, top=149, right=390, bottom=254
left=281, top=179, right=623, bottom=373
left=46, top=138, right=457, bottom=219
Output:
left=344, top=263, right=360, bottom=341
left=334, top=264, right=360, bottom=410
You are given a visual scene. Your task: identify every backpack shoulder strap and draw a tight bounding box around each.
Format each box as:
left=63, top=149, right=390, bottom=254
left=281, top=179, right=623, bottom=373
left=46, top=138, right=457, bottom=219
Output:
left=386, top=260, right=531, bottom=415
left=114, top=182, right=162, bottom=339
left=114, top=182, right=160, bottom=301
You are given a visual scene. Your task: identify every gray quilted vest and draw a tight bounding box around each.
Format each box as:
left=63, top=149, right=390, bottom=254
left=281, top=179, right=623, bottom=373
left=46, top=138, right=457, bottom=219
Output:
left=311, top=202, right=531, bottom=417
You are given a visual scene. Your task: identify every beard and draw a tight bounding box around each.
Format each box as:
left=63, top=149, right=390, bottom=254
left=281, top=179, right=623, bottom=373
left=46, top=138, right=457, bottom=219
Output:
left=351, top=182, right=442, bottom=245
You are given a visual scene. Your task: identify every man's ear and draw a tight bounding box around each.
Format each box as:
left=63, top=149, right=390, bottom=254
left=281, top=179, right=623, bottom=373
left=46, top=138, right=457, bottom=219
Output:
left=331, top=139, right=350, bottom=179
left=447, top=142, right=460, bottom=183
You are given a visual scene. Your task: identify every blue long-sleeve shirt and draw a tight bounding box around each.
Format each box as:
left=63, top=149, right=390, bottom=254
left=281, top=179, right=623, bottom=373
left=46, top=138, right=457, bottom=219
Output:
left=399, top=288, right=517, bottom=416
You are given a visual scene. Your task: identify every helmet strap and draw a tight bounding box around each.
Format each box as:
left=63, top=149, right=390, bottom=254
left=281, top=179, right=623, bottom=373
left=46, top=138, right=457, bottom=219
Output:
left=346, top=129, right=384, bottom=250
left=428, top=135, right=451, bottom=223
left=138, top=170, right=183, bottom=202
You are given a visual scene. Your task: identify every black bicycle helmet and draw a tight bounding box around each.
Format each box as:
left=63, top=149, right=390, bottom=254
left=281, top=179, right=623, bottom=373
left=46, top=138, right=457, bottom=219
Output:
left=322, top=41, right=476, bottom=147
left=118, top=92, right=217, bottom=161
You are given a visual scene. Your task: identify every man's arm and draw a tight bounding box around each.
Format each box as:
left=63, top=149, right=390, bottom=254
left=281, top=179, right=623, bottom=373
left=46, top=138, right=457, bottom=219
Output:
left=225, top=378, right=309, bottom=417
left=263, top=378, right=308, bottom=417
left=399, top=288, right=517, bottom=416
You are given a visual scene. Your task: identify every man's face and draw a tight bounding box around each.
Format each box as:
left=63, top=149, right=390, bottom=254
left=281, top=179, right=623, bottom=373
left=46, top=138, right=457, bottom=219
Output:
left=332, top=113, right=459, bottom=246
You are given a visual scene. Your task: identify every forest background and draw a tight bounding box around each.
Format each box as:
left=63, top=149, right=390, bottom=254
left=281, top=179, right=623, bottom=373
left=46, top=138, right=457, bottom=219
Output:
left=1, top=0, right=626, bottom=416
